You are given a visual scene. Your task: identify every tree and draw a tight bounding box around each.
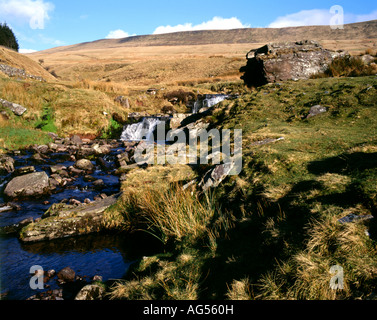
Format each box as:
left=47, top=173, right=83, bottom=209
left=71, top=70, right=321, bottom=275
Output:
left=0, top=23, right=19, bottom=52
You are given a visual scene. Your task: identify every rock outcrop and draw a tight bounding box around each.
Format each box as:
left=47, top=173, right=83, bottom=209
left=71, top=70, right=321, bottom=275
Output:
left=0, top=64, right=46, bottom=82
left=240, top=40, right=347, bottom=87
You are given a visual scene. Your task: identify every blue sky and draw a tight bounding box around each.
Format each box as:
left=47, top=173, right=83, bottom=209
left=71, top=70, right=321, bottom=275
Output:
left=0, top=0, right=376, bottom=53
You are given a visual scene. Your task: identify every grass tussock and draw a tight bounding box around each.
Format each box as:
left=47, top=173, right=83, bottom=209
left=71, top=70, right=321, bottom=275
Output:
left=313, top=55, right=377, bottom=79
left=258, top=216, right=377, bottom=300
left=115, top=183, right=218, bottom=244
left=109, top=250, right=203, bottom=300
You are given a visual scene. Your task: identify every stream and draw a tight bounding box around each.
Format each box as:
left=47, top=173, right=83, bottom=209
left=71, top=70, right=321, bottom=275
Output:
left=0, top=142, right=160, bottom=300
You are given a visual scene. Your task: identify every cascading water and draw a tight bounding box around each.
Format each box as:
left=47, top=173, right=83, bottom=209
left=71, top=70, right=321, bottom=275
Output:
left=120, top=117, right=162, bottom=141
left=193, top=94, right=230, bottom=114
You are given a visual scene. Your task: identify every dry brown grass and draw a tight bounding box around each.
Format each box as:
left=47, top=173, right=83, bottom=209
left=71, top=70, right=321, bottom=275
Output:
left=28, top=44, right=255, bottom=86
left=0, top=46, right=56, bottom=81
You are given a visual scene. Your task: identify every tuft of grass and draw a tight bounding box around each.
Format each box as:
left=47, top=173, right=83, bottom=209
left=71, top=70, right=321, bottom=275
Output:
left=118, top=184, right=218, bottom=244
left=226, top=278, right=253, bottom=300
left=258, top=215, right=377, bottom=300
left=313, top=55, right=377, bottom=79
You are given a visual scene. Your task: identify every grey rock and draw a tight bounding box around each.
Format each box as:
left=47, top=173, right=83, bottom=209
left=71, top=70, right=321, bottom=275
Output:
left=338, top=214, right=374, bottom=224
left=70, top=135, right=83, bottom=145
left=75, top=284, right=105, bottom=300
left=57, top=267, right=76, bottom=283
left=0, top=98, right=27, bottom=116
left=50, top=164, right=67, bottom=174
left=114, top=96, right=130, bottom=108
left=251, top=137, right=285, bottom=146
left=36, top=145, right=49, bottom=154
left=361, top=54, right=375, bottom=65
left=0, top=155, right=15, bottom=174
left=0, top=217, right=34, bottom=236
left=74, top=159, right=94, bottom=171
left=307, top=105, right=327, bottom=118
left=4, top=172, right=50, bottom=199
left=199, top=162, right=235, bottom=191
left=14, top=166, right=35, bottom=176
left=31, top=153, right=46, bottom=164
left=93, top=143, right=111, bottom=155
left=0, top=64, right=45, bottom=82
left=77, top=146, right=96, bottom=158
left=93, top=179, right=105, bottom=188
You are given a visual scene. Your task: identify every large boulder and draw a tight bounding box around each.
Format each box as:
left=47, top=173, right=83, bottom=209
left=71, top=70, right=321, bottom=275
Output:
left=240, top=40, right=347, bottom=87
left=4, top=172, right=50, bottom=199
left=20, top=193, right=122, bottom=242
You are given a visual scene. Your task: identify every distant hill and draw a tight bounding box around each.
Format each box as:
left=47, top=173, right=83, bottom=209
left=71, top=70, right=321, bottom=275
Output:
left=40, top=20, right=377, bottom=54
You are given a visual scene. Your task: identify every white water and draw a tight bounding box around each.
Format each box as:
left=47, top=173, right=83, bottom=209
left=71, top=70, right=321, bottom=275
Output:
left=120, top=118, right=162, bottom=141
left=193, top=94, right=230, bottom=114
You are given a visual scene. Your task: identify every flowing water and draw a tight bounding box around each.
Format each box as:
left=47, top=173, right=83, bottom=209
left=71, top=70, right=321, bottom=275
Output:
left=120, top=117, right=163, bottom=142
left=0, top=146, right=161, bottom=300
left=192, top=94, right=230, bottom=114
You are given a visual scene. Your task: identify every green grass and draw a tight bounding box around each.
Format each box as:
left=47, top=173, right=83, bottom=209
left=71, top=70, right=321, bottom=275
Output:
left=100, top=118, right=123, bottom=139
left=0, top=125, right=52, bottom=150
left=34, top=104, right=58, bottom=133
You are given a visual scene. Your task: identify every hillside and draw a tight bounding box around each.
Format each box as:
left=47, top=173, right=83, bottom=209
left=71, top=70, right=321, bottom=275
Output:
left=28, top=20, right=377, bottom=85
left=0, top=46, right=56, bottom=82
left=38, top=20, right=377, bottom=53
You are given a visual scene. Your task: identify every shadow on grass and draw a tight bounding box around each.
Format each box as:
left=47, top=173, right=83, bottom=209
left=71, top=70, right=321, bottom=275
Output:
left=307, top=152, right=377, bottom=176
left=198, top=151, right=377, bottom=299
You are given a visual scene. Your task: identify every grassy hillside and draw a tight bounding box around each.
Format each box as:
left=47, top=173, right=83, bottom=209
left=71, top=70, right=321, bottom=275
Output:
left=106, top=75, right=377, bottom=300
left=0, top=46, right=56, bottom=81
left=0, top=74, right=131, bottom=150
left=38, top=20, right=377, bottom=52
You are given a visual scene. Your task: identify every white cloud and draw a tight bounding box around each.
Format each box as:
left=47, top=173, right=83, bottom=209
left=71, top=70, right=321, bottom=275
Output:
left=268, top=9, right=333, bottom=28
left=153, top=16, right=250, bottom=34
left=19, top=48, right=37, bottom=53
left=0, top=0, right=54, bottom=29
left=354, top=10, right=377, bottom=23
left=105, top=29, right=135, bottom=39
left=268, top=8, right=377, bottom=28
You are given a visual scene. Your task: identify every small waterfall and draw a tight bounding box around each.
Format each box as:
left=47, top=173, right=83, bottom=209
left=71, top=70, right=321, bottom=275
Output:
left=120, top=118, right=162, bottom=141
left=193, top=94, right=230, bottom=114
